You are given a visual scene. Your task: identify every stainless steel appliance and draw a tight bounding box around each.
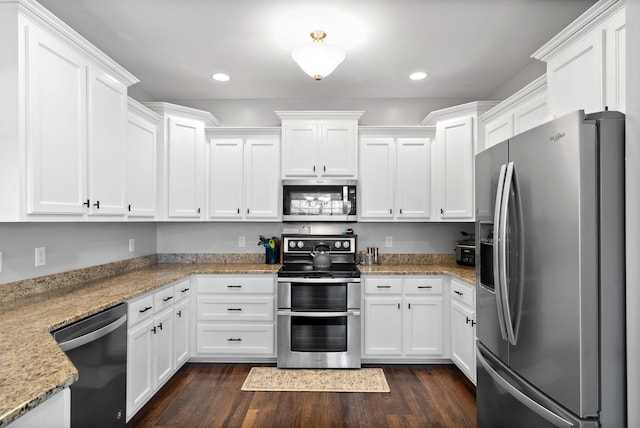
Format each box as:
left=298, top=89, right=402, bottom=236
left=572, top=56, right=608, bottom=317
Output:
left=53, top=304, right=128, bottom=427
left=282, top=179, right=357, bottom=222
left=475, top=110, right=626, bottom=427
left=277, top=234, right=361, bottom=368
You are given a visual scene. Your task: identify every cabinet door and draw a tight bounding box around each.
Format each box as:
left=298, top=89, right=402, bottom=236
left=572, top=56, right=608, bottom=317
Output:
left=126, top=109, right=157, bottom=217
left=87, top=68, right=127, bottom=215
left=167, top=117, right=203, bottom=218
left=484, top=113, right=513, bottom=150
left=547, top=29, right=604, bottom=117
left=363, top=296, right=402, bottom=355
left=26, top=24, right=87, bottom=215
left=451, top=299, right=476, bottom=384
left=359, top=138, right=395, bottom=219
left=513, top=89, right=549, bottom=136
left=396, top=138, right=432, bottom=219
left=604, top=9, right=626, bottom=113
left=436, top=117, right=474, bottom=220
left=282, top=123, right=317, bottom=177
left=320, top=123, right=357, bottom=177
left=153, top=308, right=174, bottom=388
left=404, top=297, right=444, bottom=356
left=208, top=138, right=243, bottom=218
left=245, top=137, right=280, bottom=219
left=174, top=298, right=190, bottom=369
left=127, top=318, right=154, bottom=418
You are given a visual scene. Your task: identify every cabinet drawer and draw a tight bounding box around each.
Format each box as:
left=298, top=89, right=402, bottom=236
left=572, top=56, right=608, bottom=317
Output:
left=364, top=277, right=403, bottom=295
left=450, top=279, right=475, bottom=308
left=197, top=296, right=275, bottom=321
left=128, top=294, right=155, bottom=325
left=173, top=279, right=192, bottom=302
left=404, top=277, right=443, bottom=295
left=196, top=324, right=275, bottom=354
left=197, top=276, right=275, bottom=294
left=154, top=286, right=175, bottom=311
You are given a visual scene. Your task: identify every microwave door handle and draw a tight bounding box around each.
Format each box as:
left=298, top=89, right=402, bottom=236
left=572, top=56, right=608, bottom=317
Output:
left=500, top=161, right=518, bottom=346
left=493, top=163, right=509, bottom=341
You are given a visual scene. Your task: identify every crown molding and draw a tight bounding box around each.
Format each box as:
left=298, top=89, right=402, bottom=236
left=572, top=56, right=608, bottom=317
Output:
left=531, top=0, right=624, bottom=61
left=1, top=0, right=139, bottom=86
left=143, top=102, right=221, bottom=127
left=127, top=98, right=162, bottom=124
left=275, top=111, right=365, bottom=121
left=421, top=101, right=500, bottom=126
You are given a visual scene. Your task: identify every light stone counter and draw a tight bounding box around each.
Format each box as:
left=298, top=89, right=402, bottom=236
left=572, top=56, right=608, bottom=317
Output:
left=0, top=256, right=473, bottom=427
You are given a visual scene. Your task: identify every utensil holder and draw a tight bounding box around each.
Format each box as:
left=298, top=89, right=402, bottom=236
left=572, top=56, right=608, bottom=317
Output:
left=265, top=247, right=279, bottom=264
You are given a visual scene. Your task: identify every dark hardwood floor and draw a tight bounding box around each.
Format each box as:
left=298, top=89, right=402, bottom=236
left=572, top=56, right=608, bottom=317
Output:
left=128, top=363, right=476, bottom=428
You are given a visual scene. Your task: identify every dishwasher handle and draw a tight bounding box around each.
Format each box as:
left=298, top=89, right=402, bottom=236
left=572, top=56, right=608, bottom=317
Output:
left=58, top=314, right=127, bottom=352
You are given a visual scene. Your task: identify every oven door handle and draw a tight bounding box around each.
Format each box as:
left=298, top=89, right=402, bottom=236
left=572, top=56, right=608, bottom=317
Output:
left=277, top=310, right=361, bottom=317
left=277, top=277, right=361, bottom=284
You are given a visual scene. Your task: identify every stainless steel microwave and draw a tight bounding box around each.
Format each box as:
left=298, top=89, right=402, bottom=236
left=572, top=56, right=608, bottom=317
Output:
left=282, top=179, right=357, bottom=222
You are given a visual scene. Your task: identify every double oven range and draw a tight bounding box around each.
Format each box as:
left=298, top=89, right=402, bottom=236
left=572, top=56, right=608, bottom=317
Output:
left=277, top=234, right=361, bottom=369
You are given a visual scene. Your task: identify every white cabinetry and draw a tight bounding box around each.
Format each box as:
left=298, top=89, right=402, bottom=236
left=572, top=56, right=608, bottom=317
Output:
left=277, top=111, right=363, bottom=178
left=207, top=129, right=281, bottom=221
left=126, top=278, right=191, bottom=420
left=359, top=128, right=434, bottom=221
left=193, top=275, right=276, bottom=360
left=144, top=102, right=219, bottom=220
left=532, top=1, right=625, bottom=117
left=8, top=388, right=70, bottom=428
left=363, top=276, right=447, bottom=360
left=126, top=99, right=160, bottom=218
left=449, top=279, right=476, bottom=384
left=0, top=3, right=138, bottom=221
left=479, top=75, right=550, bottom=152
left=422, top=102, right=499, bottom=221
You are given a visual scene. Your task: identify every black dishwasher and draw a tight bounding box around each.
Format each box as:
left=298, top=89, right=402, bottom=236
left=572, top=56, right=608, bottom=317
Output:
left=53, top=303, right=127, bottom=427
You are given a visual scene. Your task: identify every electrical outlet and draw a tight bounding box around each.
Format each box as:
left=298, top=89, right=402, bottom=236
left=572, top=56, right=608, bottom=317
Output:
left=0, top=251, right=3, bottom=273
left=385, top=236, right=393, bottom=248
left=35, top=247, right=46, bottom=267
left=238, top=236, right=246, bottom=248
left=129, top=238, right=135, bottom=252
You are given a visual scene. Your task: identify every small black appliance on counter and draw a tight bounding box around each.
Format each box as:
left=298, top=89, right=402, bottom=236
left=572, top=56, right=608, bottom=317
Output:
left=455, top=231, right=476, bottom=266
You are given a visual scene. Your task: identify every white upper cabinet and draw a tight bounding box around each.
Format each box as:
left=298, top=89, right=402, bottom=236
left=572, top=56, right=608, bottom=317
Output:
left=87, top=68, right=128, bottom=215
left=144, top=102, right=219, bottom=221
left=0, top=1, right=138, bottom=221
left=423, top=102, right=498, bottom=222
left=207, top=129, right=281, bottom=221
left=277, top=111, right=363, bottom=179
left=359, top=129, right=434, bottom=221
left=532, top=0, right=625, bottom=117
left=479, top=75, right=550, bottom=152
left=126, top=99, right=160, bottom=218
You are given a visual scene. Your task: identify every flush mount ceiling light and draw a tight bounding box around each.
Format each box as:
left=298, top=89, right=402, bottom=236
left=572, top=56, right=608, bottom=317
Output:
left=291, top=30, right=345, bottom=80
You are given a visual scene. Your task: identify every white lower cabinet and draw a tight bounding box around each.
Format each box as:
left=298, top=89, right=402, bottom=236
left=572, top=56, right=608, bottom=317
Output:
left=363, top=276, right=447, bottom=360
left=193, top=275, right=276, bottom=360
left=449, top=279, right=476, bottom=384
left=126, top=278, right=191, bottom=420
left=8, top=388, right=70, bottom=428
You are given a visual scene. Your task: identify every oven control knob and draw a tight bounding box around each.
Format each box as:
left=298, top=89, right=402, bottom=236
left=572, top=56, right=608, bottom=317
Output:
left=334, top=241, right=342, bottom=249
left=297, top=241, right=304, bottom=249
left=289, top=241, right=296, bottom=248
left=342, top=241, right=350, bottom=249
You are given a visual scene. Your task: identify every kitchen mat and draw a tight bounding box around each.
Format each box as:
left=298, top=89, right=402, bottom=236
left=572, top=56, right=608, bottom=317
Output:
left=240, top=367, right=390, bottom=393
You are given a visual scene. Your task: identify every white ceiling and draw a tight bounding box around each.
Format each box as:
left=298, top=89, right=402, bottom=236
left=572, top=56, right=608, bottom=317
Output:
left=37, top=0, right=597, bottom=101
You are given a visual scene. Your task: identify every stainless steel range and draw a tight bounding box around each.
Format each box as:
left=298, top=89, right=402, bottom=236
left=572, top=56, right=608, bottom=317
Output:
left=277, top=234, right=361, bottom=369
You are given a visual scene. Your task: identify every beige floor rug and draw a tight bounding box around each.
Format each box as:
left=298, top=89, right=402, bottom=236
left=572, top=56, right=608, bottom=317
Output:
left=241, top=367, right=390, bottom=393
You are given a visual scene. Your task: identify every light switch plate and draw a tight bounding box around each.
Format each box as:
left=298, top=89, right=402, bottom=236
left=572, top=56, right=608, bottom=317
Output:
left=238, top=236, right=246, bottom=248
left=35, top=247, right=46, bottom=267
left=0, top=251, right=3, bottom=273
left=385, top=236, right=393, bottom=248
left=129, top=238, right=135, bottom=252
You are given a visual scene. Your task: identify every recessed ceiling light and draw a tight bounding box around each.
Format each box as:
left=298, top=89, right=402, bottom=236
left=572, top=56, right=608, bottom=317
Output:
left=211, top=73, right=230, bottom=82
left=409, top=71, right=428, bottom=81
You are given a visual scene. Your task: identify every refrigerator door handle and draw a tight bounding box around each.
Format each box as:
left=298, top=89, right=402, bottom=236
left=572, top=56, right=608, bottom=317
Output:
left=499, top=161, right=520, bottom=345
left=493, top=163, right=509, bottom=341
left=477, top=347, right=575, bottom=428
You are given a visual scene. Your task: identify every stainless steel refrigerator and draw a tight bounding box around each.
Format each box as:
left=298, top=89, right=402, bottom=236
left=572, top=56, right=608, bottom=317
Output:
left=475, top=110, right=626, bottom=427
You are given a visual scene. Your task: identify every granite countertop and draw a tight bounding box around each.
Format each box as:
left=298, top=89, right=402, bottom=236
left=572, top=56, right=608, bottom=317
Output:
left=0, top=261, right=474, bottom=426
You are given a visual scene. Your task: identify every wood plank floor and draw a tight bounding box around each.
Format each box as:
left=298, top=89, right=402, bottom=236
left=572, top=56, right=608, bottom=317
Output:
left=128, top=364, right=476, bottom=428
